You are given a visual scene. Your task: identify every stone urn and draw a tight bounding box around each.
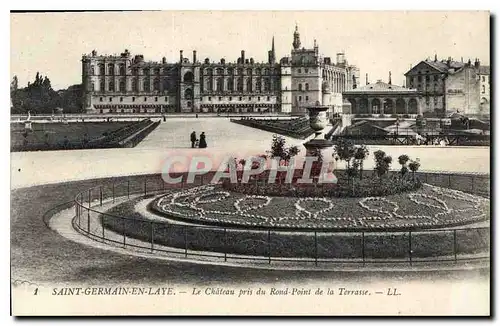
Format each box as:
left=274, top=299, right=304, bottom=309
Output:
left=307, top=105, right=329, bottom=139
left=303, top=105, right=336, bottom=183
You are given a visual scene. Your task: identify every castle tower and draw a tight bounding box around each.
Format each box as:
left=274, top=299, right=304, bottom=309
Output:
left=292, top=24, right=301, bottom=50
left=268, top=36, right=276, bottom=64
left=280, top=58, right=292, bottom=113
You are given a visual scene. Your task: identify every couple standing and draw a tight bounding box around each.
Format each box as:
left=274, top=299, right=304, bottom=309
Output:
left=190, top=131, right=207, bottom=148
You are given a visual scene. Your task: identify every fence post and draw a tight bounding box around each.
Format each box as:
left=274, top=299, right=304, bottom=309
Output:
left=151, top=221, right=154, bottom=253
left=184, top=227, right=188, bottom=258
left=99, top=186, right=103, bottom=207
left=88, top=189, right=92, bottom=208
left=267, top=230, right=271, bottom=264
left=224, top=227, right=227, bottom=262
left=123, top=218, right=126, bottom=247
left=314, top=231, right=318, bottom=266
left=408, top=231, right=412, bottom=266
left=87, top=206, right=91, bottom=233
left=127, top=179, right=130, bottom=199
left=453, top=229, right=457, bottom=263
left=362, top=231, right=365, bottom=266
left=102, top=214, right=105, bottom=242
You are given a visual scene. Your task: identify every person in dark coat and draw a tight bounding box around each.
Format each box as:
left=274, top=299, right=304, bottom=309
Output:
left=198, top=132, right=207, bottom=148
left=190, top=131, right=197, bottom=148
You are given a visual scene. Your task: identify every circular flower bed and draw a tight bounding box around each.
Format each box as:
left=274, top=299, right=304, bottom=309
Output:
left=222, top=170, right=422, bottom=198
left=150, top=183, right=489, bottom=231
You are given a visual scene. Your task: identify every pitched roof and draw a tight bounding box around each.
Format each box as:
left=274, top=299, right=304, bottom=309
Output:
left=344, top=80, right=417, bottom=93
left=479, top=65, right=490, bottom=75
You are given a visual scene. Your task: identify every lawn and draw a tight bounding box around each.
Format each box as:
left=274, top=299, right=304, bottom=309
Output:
left=11, top=122, right=131, bottom=148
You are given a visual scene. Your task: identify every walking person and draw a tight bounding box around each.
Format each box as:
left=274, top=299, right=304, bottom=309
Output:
left=198, top=132, right=207, bottom=148
left=190, top=131, right=197, bottom=148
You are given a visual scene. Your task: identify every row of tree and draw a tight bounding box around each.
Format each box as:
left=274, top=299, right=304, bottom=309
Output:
left=10, top=73, right=84, bottom=114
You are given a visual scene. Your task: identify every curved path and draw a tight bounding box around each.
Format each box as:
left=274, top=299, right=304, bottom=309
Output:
left=11, top=118, right=489, bottom=189
left=10, top=118, right=490, bottom=314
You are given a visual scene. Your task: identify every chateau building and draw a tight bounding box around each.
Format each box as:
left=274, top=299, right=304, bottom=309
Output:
left=404, top=56, right=490, bottom=116
left=81, top=26, right=359, bottom=114
left=342, top=74, right=422, bottom=116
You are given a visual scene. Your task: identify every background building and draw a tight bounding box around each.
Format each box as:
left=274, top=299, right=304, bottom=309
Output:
left=81, top=26, right=359, bottom=115
left=342, top=75, right=422, bottom=116
left=405, top=56, right=490, bottom=116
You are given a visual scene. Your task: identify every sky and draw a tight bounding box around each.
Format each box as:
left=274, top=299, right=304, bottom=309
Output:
left=10, top=11, right=490, bottom=91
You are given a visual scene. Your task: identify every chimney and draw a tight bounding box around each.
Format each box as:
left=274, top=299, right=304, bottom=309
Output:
left=180, top=50, right=183, bottom=63
left=162, top=57, right=166, bottom=64
left=193, top=50, right=197, bottom=63
left=366, top=73, right=369, bottom=85
left=388, top=71, right=392, bottom=85
left=241, top=50, right=245, bottom=63
left=474, top=58, right=480, bottom=68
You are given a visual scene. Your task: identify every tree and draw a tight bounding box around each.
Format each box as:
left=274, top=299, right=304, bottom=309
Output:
left=374, top=150, right=392, bottom=178
left=398, top=154, right=410, bottom=177
left=266, top=134, right=300, bottom=165
left=10, top=76, right=18, bottom=92
left=408, top=159, right=421, bottom=181
left=353, top=145, right=369, bottom=180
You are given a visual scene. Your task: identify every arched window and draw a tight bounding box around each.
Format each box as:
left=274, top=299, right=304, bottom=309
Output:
left=255, top=68, right=261, bottom=75
left=144, top=78, right=150, bottom=92
left=184, top=88, right=193, bottom=100
left=108, top=79, right=114, bottom=91
left=98, top=64, right=105, bottom=75
left=119, top=64, right=125, bottom=75
left=264, top=79, right=271, bottom=92
left=298, top=83, right=303, bottom=91
left=119, top=79, right=125, bottom=92
left=132, top=79, right=138, bottom=92
left=99, top=79, right=105, bottom=92
left=305, top=83, right=309, bottom=91
left=90, top=82, right=95, bottom=91
left=256, top=79, right=262, bottom=92
left=246, top=78, right=252, bottom=92
left=216, top=77, right=224, bottom=91
left=237, top=68, right=243, bottom=75
left=246, top=68, right=252, bottom=76
left=132, top=67, right=139, bottom=75
left=184, top=71, right=194, bottom=83
left=163, top=79, right=169, bottom=91
left=227, top=78, right=234, bottom=91
left=205, top=68, right=213, bottom=75
left=237, top=78, right=243, bottom=92
left=108, top=64, right=114, bottom=75
left=206, top=78, right=213, bottom=91
left=216, top=68, right=224, bottom=75
left=482, top=85, right=486, bottom=94
left=90, top=66, right=95, bottom=75
left=153, top=78, right=160, bottom=91
left=155, top=68, right=161, bottom=75
left=144, top=68, right=150, bottom=76
left=263, top=68, right=269, bottom=75
left=227, top=68, right=233, bottom=76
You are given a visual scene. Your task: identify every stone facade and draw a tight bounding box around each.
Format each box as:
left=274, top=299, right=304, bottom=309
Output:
left=81, top=26, right=359, bottom=114
left=405, top=57, right=489, bottom=116
left=342, top=79, right=422, bottom=116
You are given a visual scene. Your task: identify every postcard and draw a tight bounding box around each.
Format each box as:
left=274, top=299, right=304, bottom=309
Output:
left=10, top=10, right=490, bottom=316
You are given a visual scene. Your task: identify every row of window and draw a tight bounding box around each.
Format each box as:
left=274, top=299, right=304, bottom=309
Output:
left=297, top=68, right=310, bottom=73
left=204, top=96, right=272, bottom=102
left=296, top=95, right=309, bottom=102
left=204, top=67, right=276, bottom=76
left=298, top=83, right=309, bottom=91
left=92, top=78, right=171, bottom=92
left=99, top=96, right=169, bottom=103
left=203, top=78, right=275, bottom=92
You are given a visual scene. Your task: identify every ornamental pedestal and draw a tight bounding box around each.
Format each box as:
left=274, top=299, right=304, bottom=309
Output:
left=303, top=105, right=336, bottom=183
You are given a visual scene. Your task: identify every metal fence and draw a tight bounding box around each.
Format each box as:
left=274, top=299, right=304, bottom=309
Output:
left=72, top=172, right=490, bottom=267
